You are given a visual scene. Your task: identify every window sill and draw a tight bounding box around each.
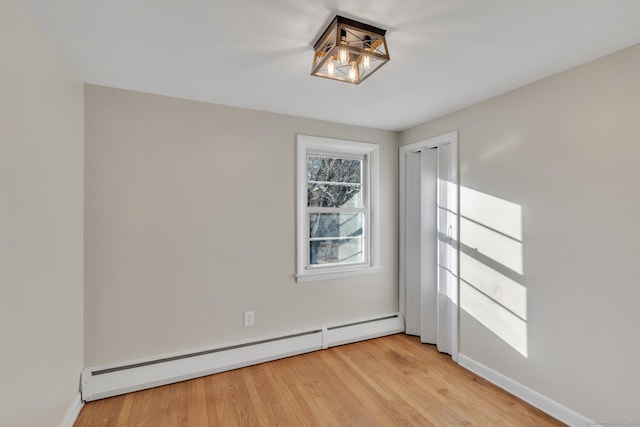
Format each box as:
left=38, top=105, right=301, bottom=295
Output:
left=296, top=266, right=381, bottom=283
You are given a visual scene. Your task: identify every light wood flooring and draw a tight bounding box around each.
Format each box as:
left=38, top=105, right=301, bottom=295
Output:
left=74, top=334, right=564, bottom=426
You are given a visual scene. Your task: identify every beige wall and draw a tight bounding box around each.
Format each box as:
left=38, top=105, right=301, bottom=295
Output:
left=84, top=85, right=398, bottom=366
left=401, top=43, right=640, bottom=421
left=0, top=1, right=84, bottom=426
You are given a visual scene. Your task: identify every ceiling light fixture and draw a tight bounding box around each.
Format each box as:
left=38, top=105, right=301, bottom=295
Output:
left=311, top=15, right=390, bottom=85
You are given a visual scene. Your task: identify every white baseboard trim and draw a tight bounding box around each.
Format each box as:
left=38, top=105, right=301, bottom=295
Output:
left=82, top=313, right=404, bottom=402
left=60, top=393, right=83, bottom=427
left=458, top=353, right=593, bottom=427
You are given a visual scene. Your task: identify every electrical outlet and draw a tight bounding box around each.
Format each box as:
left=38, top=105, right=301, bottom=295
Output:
left=243, top=311, right=254, bottom=327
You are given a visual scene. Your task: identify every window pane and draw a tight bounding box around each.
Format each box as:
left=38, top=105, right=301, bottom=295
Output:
left=307, top=183, right=362, bottom=208
left=310, top=238, right=364, bottom=265
left=307, top=156, right=362, bottom=184
left=309, top=213, right=363, bottom=238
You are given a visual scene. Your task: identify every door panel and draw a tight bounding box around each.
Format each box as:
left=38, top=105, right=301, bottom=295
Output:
left=404, top=152, right=421, bottom=335
left=436, top=143, right=454, bottom=354
left=420, top=148, right=437, bottom=344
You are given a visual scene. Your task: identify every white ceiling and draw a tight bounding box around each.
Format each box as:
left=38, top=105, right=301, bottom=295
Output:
left=20, top=0, right=640, bottom=131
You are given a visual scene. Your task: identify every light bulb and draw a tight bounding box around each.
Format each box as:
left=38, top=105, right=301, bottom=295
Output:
left=327, top=60, right=335, bottom=77
left=339, top=47, right=349, bottom=65
left=348, top=62, right=358, bottom=82
left=362, top=54, right=371, bottom=69
left=362, top=34, right=373, bottom=70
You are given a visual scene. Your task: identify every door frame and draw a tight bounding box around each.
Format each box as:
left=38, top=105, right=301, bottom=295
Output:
left=399, top=131, right=460, bottom=360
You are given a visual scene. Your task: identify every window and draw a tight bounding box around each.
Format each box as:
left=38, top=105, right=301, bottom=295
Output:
left=296, top=135, right=380, bottom=282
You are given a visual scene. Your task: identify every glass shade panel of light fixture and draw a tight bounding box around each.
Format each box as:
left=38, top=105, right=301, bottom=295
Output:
left=327, top=60, right=336, bottom=77
left=338, top=47, right=349, bottom=65
left=348, top=62, right=358, bottom=82
left=359, top=55, right=386, bottom=81
left=362, top=54, right=371, bottom=69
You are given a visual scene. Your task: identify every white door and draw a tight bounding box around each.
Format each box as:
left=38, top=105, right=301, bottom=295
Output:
left=401, top=139, right=458, bottom=358
left=404, top=151, right=422, bottom=336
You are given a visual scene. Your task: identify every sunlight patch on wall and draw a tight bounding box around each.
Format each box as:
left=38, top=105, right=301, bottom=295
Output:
left=461, top=281, right=528, bottom=357
left=460, top=186, right=527, bottom=357
left=461, top=186, right=522, bottom=241
left=438, top=178, right=459, bottom=307
left=460, top=252, right=526, bottom=320
left=461, top=217, right=523, bottom=275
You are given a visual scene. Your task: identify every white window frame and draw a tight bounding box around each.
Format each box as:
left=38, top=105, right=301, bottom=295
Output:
left=296, top=134, right=380, bottom=283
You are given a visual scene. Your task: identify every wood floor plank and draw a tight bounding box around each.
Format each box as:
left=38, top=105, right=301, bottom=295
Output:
left=125, top=385, right=153, bottom=427
left=262, top=360, right=316, bottom=427
left=75, top=393, right=126, bottom=426
left=113, top=395, right=132, bottom=426
left=321, top=349, right=400, bottom=426
left=284, top=353, right=345, bottom=426
left=75, top=334, right=565, bottom=426
left=186, top=378, right=208, bottom=427
left=330, top=343, right=433, bottom=426
left=202, top=375, right=222, bottom=426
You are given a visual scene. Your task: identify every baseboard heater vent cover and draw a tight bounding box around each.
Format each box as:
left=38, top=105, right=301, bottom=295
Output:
left=81, top=313, right=404, bottom=401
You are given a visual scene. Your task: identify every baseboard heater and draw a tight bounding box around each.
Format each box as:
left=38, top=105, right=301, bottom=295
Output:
left=81, top=313, right=404, bottom=401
